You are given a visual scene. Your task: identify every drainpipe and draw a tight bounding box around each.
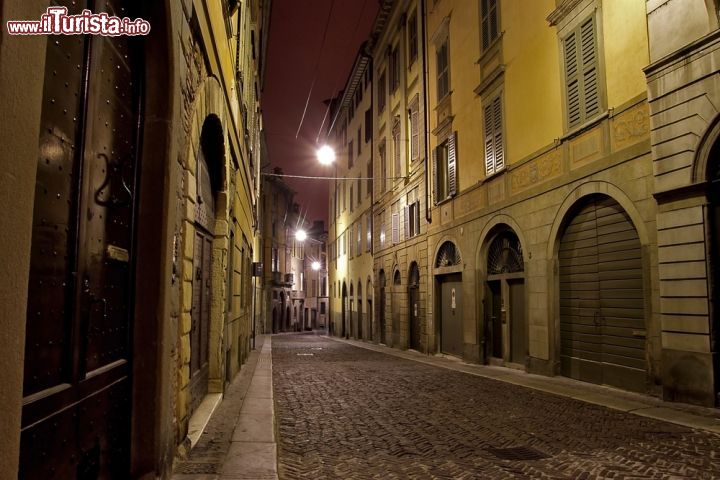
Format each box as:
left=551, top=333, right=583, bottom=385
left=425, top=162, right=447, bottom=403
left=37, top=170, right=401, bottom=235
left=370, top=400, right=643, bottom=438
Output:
left=421, top=0, right=432, bottom=224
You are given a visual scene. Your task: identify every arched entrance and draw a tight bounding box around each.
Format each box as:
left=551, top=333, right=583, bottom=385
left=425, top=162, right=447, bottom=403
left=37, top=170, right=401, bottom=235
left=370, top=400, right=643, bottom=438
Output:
left=435, top=241, right=463, bottom=357
left=378, top=271, right=387, bottom=344
left=367, top=278, right=373, bottom=342
left=392, top=270, right=402, bottom=347
left=341, top=282, right=348, bottom=338
left=357, top=280, right=363, bottom=340
left=279, top=291, right=286, bottom=332
left=559, top=194, right=646, bottom=391
left=408, top=263, right=421, bottom=351
left=272, top=307, right=279, bottom=333
left=189, top=115, right=224, bottom=417
left=709, top=141, right=720, bottom=399
left=484, top=229, right=526, bottom=364
left=349, top=283, right=355, bottom=338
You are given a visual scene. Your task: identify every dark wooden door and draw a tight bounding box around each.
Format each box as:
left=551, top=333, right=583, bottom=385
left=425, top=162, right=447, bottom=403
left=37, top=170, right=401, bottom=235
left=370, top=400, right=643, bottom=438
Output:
left=486, top=281, right=503, bottom=359
left=379, top=288, right=386, bottom=344
left=189, top=231, right=212, bottom=416
left=560, top=195, right=646, bottom=391
left=509, top=280, right=527, bottom=364
left=440, top=274, right=463, bottom=357
left=409, top=287, right=421, bottom=350
left=20, top=1, right=141, bottom=477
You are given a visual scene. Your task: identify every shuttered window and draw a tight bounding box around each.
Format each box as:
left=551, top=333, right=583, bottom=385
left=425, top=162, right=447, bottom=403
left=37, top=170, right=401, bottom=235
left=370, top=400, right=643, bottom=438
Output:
left=484, top=95, right=504, bottom=176
left=436, top=40, right=449, bottom=100
left=366, top=213, right=372, bottom=252
left=563, top=16, right=600, bottom=129
left=391, top=212, right=400, bottom=244
left=409, top=97, right=419, bottom=161
left=393, top=121, right=402, bottom=180
left=432, top=131, right=457, bottom=203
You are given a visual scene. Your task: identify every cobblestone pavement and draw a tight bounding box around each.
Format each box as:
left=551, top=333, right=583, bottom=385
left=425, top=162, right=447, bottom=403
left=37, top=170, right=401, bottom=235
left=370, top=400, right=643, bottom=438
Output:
left=272, top=334, right=720, bottom=479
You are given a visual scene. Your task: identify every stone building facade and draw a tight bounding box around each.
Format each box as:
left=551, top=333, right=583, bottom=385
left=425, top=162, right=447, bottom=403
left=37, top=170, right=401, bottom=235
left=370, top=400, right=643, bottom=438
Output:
left=0, top=0, right=268, bottom=477
left=644, top=0, right=720, bottom=406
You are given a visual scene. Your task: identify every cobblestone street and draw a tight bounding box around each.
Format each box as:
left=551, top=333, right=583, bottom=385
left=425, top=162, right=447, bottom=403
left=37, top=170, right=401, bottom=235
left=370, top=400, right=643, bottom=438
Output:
left=272, top=334, right=720, bottom=479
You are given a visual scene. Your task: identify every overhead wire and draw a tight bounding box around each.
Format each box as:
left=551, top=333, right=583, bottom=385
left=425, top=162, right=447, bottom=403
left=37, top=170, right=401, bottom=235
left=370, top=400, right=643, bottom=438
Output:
left=295, top=0, right=337, bottom=139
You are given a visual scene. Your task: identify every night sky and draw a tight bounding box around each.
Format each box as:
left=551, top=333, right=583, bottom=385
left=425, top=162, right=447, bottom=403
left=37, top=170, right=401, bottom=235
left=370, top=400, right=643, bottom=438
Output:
left=263, top=0, right=378, bottom=225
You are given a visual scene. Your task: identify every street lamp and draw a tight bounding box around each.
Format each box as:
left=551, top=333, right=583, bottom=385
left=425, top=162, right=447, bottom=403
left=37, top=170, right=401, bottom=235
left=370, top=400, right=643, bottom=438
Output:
left=295, top=229, right=307, bottom=242
left=311, top=261, right=321, bottom=271
left=316, top=145, right=336, bottom=165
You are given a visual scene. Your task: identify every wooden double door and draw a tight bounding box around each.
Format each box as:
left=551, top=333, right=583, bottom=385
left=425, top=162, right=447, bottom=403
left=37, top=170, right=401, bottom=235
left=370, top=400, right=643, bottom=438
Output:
left=20, top=1, right=142, bottom=477
left=559, top=195, right=646, bottom=391
left=485, top=279, right=526, bottom=364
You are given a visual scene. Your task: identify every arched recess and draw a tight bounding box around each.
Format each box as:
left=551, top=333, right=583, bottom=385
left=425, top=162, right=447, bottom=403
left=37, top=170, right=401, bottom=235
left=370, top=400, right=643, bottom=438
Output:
left=434, top=240, right=463, bottom=357
left=554, top=192, right=648, bottom=393
left=692, top=111, right=720, bottom=183
left=350, top=283, right=355, bottom=338
left=366, top=276, right=373, bottom=342
left=392, top=269, right=402, bottom=347
left=408, top=262, right=422, bottom=351
left=481, top=226, right=527, bottom=366
left=357, top=279, right=363, bottom=340
left=341, top=281, right=348, bottom=338
left=378, top=270, right=387, bottom=344
left=706, top=132, right=720, bottom=401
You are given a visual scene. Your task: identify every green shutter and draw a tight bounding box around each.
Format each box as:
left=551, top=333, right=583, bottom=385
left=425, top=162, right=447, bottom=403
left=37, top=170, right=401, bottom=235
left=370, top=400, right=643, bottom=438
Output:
left=580, top=16, right=599, bottom=119
left=484, top=103, right=495, bottom=175
left=564, top=30, right=581, bottom=128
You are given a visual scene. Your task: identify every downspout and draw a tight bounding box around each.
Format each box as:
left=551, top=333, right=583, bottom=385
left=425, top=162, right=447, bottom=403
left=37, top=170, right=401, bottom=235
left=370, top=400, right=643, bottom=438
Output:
left=421, top=0, right=432, bottom=224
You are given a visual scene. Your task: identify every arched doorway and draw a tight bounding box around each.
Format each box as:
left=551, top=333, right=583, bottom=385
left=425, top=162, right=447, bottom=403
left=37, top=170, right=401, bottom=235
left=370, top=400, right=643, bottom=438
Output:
left=408, top=263, right=421, bottom=351
left=272, top=307, right=279, bottom=333
left=435, top=241, right=463, bottom=357
left=341, top=282, right=348, bottom=338
left=393, top=270, right=402, bottom=347
left=379, top=271, right=387, bottom=344
left=708, top=141, right=720, bottom=399
left=279, top=291, right=286, bottom=332
left=559, top=194, right=646, bottom=391
left=484, top=229, right=526, bottom=364
left=349, top=283, right=355, bottom=338
left=357, top=280, right=363, bottom=340
left=367, top=278, right=373, bottom=342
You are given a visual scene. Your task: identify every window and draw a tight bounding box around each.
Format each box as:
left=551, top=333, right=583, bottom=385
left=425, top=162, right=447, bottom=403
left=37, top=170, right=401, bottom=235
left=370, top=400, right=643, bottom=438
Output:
left=408, top=11, right=418, bottom=65
left=393, top=121, right=402, bottom=180
left=342, top=181, right=346, bottom=211
left=356, top=222, right=361, bottom=255
left=408, top=96, right=419, bottom=162
left=405, top=187, right=420, bottom=239
left=481, top=0, right=499, bottom=50
left=563, top=15, right=600, bottom=129
left=391, top=205, right=400, bottom=245
left=348, top=140, right=354, bottom=168
left=483, top=94, right=504, bottom=176
left=389, top=45, right=400, bottom=92
left=436, top=39, right=449, bottom=100
left=366, top=161, right=372, bottom=197
left=379, top=211, right=386, bottom=248
left=348, top=225, right=353, bottom=258
left=433, top=131, right=457, bottom=203
left=350, top=184, right=354, bottom=212
left=378, top=70, right=387, bottom=113
left=357, top=128, right=361, bottom=156
left=357, top=178, right=361, bottom=204
left=271, top=247, right=279, bottom=272
left=379, top=140, right=387, bottom=193
left=366, top=213, right=372, bottom=252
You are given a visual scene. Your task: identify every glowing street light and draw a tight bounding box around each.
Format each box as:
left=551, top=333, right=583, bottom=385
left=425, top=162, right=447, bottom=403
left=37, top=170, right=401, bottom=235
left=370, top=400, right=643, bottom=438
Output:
left=295, top=229, right=308, bottom=242
left=311, top=261, right=321, bottom=271
left=316, top=145, right=336, bottom=165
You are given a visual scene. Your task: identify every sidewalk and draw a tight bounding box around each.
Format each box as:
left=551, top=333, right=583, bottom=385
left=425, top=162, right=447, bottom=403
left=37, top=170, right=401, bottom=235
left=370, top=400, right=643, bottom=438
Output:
left=173, top=335, right=278, bottom=480
left=332, top=336, right=720, bottom=435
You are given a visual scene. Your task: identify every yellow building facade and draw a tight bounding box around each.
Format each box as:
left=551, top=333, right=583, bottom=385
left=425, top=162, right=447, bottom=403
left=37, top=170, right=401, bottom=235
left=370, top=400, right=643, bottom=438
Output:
left=423, top=0, right=660, bottom=394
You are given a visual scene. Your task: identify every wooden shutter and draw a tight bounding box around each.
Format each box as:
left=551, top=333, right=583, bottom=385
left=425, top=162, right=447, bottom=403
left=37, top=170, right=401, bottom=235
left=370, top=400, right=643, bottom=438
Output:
left=404, top=206, right=410, bottom=240
left=484, top=103, right=495, bottom=175
left=410, top=105, right=419, bottom=160
left=492, top=96, right=504, bottom=171
left=564, top=30, right=581, bottom=128
left=580, top=16, right=599, bottom=119
left=447, top=131, right=457, bottom=197
left=432, top=147, right=438, bottom=204
left=391, top=213, right=399, bottom=244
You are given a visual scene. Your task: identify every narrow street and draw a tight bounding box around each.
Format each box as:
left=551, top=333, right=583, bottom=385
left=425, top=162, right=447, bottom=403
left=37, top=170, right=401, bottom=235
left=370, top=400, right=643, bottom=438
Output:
left=272, top=334, right=720, bottom=479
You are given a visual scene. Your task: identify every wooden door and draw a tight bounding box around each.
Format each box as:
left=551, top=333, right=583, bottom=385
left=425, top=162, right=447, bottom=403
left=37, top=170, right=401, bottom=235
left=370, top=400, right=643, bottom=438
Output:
left=20, top=1, right=141, bottom=477
left=440, top=274, right=463, bottom=357
left=486, top=281, right=502, bottom=359
left=189, top=231, right=212, bottom=416
left=559, top=195, right=646, bottom=391
left=409, top=287, right=421, bottom=350
left=509, top=280, right=527, bottom=364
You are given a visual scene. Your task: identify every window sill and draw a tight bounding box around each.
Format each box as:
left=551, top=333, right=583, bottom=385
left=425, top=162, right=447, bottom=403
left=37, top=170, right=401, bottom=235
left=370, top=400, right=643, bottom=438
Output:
left=482, top=167, right=506, bottom=184
left=560, top=110, right=609, bottom=142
